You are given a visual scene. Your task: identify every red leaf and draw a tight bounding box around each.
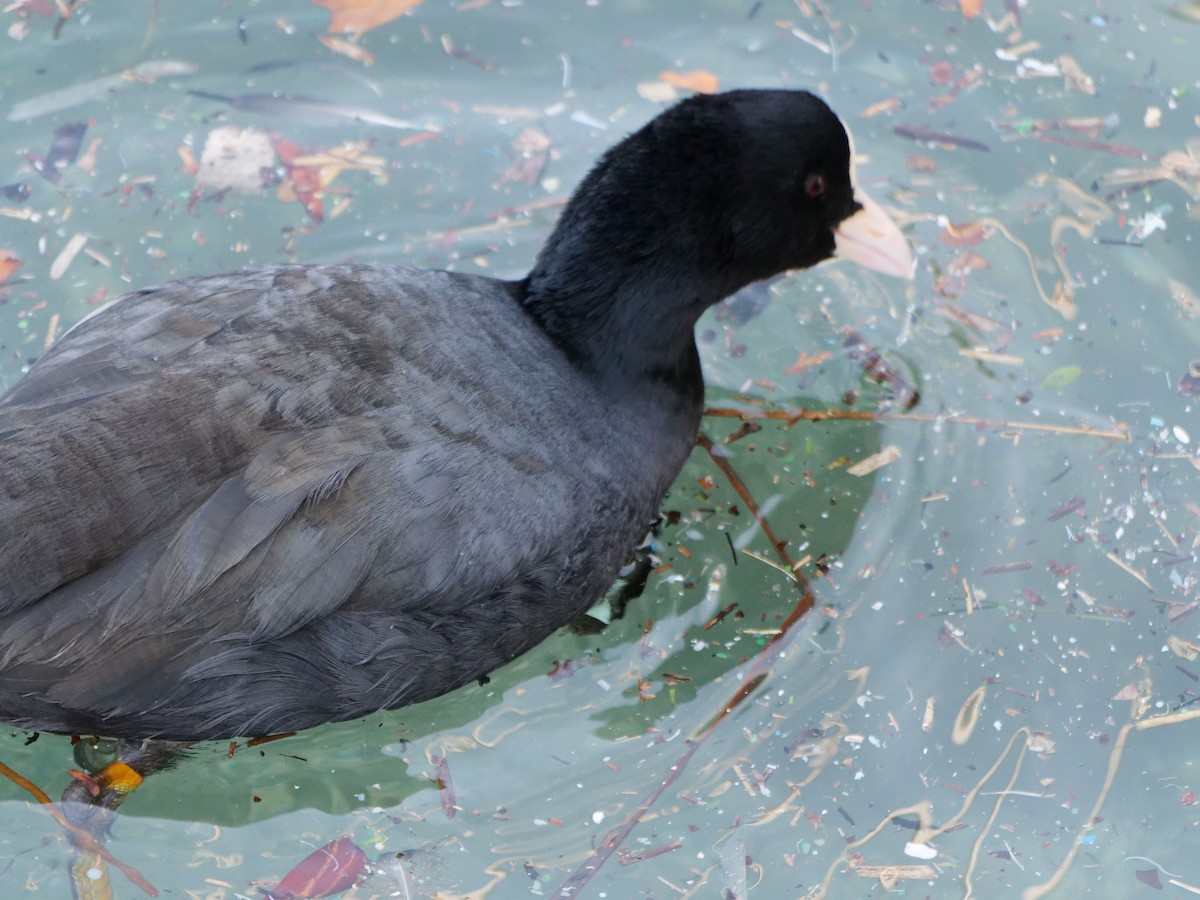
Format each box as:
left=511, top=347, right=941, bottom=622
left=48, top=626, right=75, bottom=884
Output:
left=937, top=220, right=987, bottom=247
left=269, top=134, right=325, bottom=223
left=261, top=837, right=367, bottom=899
left=0, top=251, right=21, bottom=283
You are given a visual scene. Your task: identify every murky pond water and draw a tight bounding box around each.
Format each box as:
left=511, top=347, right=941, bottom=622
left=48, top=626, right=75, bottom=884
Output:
left=1, top=1, right=1197, bottom=897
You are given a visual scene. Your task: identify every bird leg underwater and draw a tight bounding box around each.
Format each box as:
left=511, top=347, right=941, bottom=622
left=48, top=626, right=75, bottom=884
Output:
left=60, top=738, right=189, bottom=834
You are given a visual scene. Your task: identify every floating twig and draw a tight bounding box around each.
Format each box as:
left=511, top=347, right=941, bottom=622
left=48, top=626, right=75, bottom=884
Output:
left=893, top=123, right=990, bottom=152
left=703, top=406, right=1130, bottom=441
left=550, top=432, right=818, bottom=897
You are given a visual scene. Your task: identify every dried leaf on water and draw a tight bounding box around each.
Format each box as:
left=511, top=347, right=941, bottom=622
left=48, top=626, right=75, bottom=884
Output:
left=959, top=0, right=983, bottom=19
left=0, top=251, right=21, bottom=283
left=951, top=683, right=986, bottom=745
left=658, top=70, right=720, bottom=94
left=846, top=445, right=900, bottom=477
left=263, top=137, right=388, bottom=222
left=934, top=250, right=990, bottom=297
left=1026, top=732, right=1055, bottom=753
left=316, top=33, right=377, bottom=64
left=314, top=0, right=424, bottom=36
left=951, top=251, right=990, bottom=273
left=260, top=836, right=367, bottom=899
left=860, top=97, right=902, bottom=118
left=1057, top=54, right=1097, bottom=95
left=937, top=220, right=988, bottom=247
left=1169, top=279, right=1200, bottom=319
left=499, top=126, right=551, bottom=185
left=271, top=135, right=326, bottom=223
left=1168, top=635, right=1200, bottom=661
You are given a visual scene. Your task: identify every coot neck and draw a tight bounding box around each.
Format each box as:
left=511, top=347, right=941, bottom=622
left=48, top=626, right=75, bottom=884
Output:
left=515, top=265, right=722, bottom=394
left=516, top=178, right=757, bottom=397
left=514, top=105, right=764, bottom=394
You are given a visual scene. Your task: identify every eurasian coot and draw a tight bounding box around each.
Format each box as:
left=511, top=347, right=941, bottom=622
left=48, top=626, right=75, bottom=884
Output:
left=0, top=90, right=910, bottom=753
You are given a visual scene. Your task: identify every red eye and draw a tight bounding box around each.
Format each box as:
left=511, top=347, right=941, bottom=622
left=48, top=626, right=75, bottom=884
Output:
left=804, top=173, right=827, bottom=198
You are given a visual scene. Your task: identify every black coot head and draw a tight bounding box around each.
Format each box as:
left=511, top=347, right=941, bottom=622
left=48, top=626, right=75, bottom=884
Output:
left=529, top=89, right=888, bottom=323
left=651, top=89, right=859, bottom=282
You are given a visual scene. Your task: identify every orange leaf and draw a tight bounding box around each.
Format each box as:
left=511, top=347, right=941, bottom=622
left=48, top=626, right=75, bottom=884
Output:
left=658, top=70, right=719, bottom=94
left=948, top=251, right=990, bottom=273
left=0, top=251, right=21, bottom=283
left=177, top=145, right=198, bottom=176
left=960, top=0, right=982, bottom=19
left=288, top=169, right=324, bottom=222
left=270, top=135, right=305, bottom=165
left=1031, top=327, right=1064, bottom=343
left=313, top=0, right=424, bottom=36
left=270, top=135, right=325, bottom=223
left=859, top=97, right=901, bottom=118
left=937, top=220, right=987, bottom=247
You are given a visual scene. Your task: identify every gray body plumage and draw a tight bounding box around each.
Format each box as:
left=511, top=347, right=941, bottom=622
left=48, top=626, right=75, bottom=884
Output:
left=0, top=265, right=697, bottom=739
left=0, top=90, right=907, bottom=745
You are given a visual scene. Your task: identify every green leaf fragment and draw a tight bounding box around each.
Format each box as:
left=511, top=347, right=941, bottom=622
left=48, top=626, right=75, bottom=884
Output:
left=1042, top=365, right=1082, bottom=388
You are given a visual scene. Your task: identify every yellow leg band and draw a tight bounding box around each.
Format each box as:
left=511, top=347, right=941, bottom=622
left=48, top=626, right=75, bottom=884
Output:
left=95, top=761, right=143, bottom=795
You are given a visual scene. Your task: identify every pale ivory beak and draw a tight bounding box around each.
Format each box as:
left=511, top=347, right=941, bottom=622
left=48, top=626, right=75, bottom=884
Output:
left=833, top=188, right=914, bottom=279
left=831, top=119, right=914, bottom=279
